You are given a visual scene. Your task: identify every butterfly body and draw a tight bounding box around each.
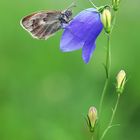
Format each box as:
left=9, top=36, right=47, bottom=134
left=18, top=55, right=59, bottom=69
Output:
left=20, top=9, right=73, bottom=40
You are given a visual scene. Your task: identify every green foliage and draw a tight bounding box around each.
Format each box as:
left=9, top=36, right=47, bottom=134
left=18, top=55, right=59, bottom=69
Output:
left=0, top=0, right=140, bottom=140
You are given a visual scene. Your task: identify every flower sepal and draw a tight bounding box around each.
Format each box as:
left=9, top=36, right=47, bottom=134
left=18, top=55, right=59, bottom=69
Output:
left=98, top=5, right=111, bottom=13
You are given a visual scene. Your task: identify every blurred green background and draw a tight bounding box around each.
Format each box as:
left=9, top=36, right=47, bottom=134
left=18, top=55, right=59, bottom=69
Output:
left=0, top=0, right=140, bottom=140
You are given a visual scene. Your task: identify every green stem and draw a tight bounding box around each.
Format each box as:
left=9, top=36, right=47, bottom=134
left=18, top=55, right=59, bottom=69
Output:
left=98, top=33, right=111, bottom=140
left=96, top=8, right=118, bottom=140
left=99, top=10, right=117, bottom=122
left=99, top=78, right=109, bottom=116
left=100, top=94, right=120, bottom=140
left=97, top=11, right=118, bottom=140
left=106, top=34, right=111, bottom=79
left=99, top=33, right=111, bottom=117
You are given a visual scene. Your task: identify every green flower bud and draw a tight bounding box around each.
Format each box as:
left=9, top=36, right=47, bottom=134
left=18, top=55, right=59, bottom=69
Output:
left=87, top=106, right=98, bottom=132
left=116, top=70, right=126, bottom=94
left=101, top=9, right=112, bottom=34
left=112, top=0, right=120, bottom=11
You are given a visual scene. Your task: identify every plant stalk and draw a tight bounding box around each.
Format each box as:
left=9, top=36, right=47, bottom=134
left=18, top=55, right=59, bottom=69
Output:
left=100, top=94, right=120, bottom=140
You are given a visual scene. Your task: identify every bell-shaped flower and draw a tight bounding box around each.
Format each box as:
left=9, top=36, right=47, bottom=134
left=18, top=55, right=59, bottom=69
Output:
left=60, top=8, right=103, bottom=63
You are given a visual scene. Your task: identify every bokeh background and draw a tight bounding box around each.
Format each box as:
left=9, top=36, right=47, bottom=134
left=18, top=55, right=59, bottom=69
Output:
left=0, top=0, right=140, bottom=140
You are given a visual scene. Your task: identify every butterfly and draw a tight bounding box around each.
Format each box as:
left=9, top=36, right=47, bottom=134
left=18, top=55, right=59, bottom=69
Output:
left=20, top=3, right=75, bottom=40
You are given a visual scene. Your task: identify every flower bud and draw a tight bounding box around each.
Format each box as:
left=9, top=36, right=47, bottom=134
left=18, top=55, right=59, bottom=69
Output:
left=87, top=106, right=98, bottom=132
left=116, top=70, right=126, bottom=94
left=112, top=0, right=120, bottom=11
left=101, top=9, right=112, bottom=34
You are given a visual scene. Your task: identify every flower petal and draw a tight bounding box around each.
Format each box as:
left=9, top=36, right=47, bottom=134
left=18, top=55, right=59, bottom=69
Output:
left=82, top=41, right=96, bottom=64
left=65, top=8, right=102, bottom=41
left=60, top=28, right=84, bottom=52
left=82, top=11, right=103, bottom=63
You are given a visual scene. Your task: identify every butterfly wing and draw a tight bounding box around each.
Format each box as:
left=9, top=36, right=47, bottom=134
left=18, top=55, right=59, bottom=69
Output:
left=20, top=11, right=62, bottom=40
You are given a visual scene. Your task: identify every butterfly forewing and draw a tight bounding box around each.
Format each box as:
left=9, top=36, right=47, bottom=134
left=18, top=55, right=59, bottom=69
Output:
left=21, top=11, right=62, bottom=40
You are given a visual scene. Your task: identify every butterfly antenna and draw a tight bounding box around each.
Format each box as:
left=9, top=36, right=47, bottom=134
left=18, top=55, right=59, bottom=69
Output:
left=88, top=0, right=98, bottom=9
left=66, top=1, right=76, bottom=10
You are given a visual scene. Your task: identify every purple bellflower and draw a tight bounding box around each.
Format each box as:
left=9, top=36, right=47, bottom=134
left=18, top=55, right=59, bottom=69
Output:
left=60, top=8, right=103, bottom=63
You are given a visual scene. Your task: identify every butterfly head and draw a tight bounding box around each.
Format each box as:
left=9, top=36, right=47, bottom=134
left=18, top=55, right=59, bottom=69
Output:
left=60, top=9, right=73, bottom=24
left=64, top=9, right=73, bottom=18
left=60, top=2, right=76, bottom=24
